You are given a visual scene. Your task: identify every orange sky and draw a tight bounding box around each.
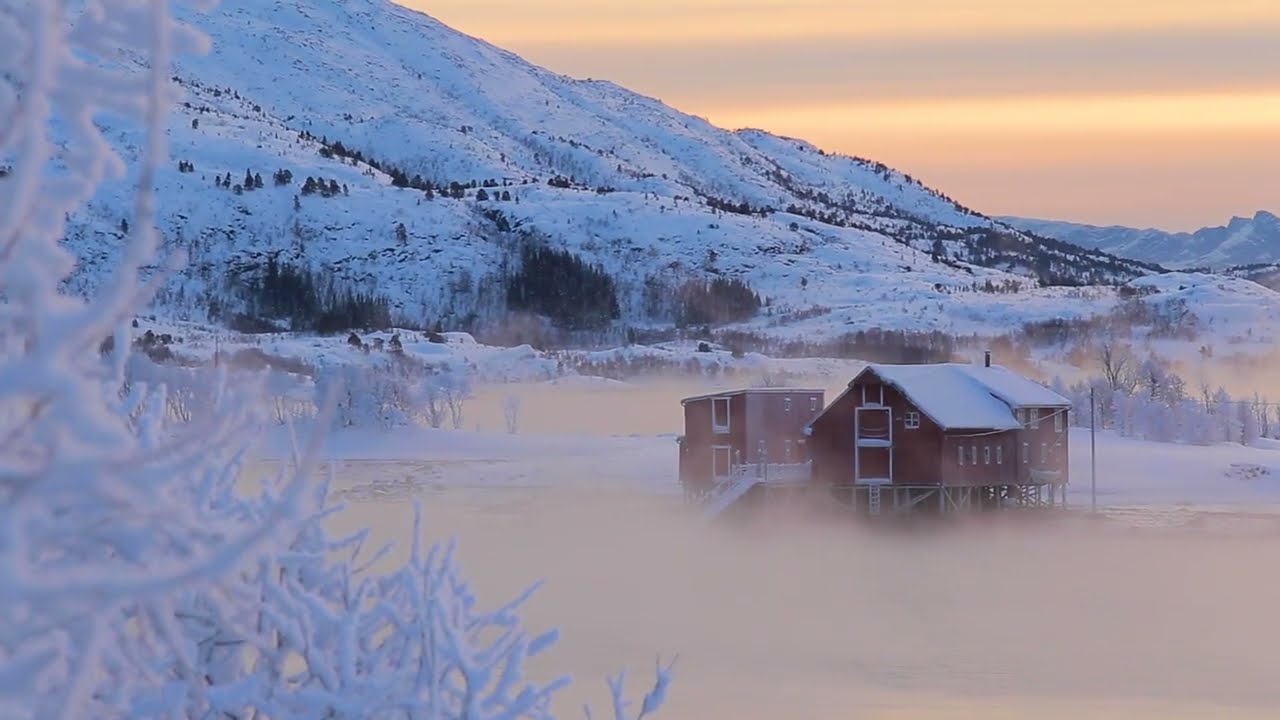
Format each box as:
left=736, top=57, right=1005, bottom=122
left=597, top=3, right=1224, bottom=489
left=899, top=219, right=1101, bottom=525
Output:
left=405, top=0, right=1280, bottom=230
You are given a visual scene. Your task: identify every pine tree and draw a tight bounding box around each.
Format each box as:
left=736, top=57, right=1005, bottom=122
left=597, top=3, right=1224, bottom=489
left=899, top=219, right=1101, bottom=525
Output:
left=395, top=222, right=408, bottom=247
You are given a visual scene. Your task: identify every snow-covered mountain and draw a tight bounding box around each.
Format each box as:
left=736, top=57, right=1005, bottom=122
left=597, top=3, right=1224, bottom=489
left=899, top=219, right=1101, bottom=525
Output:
left=1001, top=211, right=1280, bottom=271
left=57, top=0, right=1157, bottom=339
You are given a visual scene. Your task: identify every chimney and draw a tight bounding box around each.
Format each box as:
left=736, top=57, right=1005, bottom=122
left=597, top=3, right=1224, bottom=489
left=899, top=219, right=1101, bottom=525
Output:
left=984, top=350, right=991, bottom=368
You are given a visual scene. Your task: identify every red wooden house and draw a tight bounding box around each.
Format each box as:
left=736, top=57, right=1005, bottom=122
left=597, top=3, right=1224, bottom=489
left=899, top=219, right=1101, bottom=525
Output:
left=805, top=354, right=1071, bottom=515
left=677, top=388, right=824, bottom=508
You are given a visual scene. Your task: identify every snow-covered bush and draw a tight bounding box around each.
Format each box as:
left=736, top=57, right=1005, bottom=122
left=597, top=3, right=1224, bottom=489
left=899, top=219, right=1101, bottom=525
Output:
left=317, top=357, right=474, bottom=431
left=0, top=3, right=315, bottom=716
left=1059, top=353, right=1278, bottom=446
left=1, top=2, right=671, bottom=719
left=418, top=364, right=472, bottom=429
left=124, top=353, right=219, bottom=423
left=504, top=394, right=523, bottom=434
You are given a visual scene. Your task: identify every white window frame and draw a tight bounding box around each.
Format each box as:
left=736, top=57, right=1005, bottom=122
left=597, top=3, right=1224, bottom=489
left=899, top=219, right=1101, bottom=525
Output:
left=1040, top=443, right=1048, bottom=463
left=995, top=445, right=1003, bottom=465
left=904, top=411, right=921, bottom=430
left=711, top=397, right=730, bottom=434
left=1021, top=442, right=1029, bottom=464
left=810, top=396, right=819, bottom=412
left=1029, top=408, right=1041, bottom=429
left=784, top=397, right=792, bottom=413
left=983, top=446, right=991, bottom=465
left=957, top=444, right=965, bottom=466
left=712, top=445, right=733, bottom=479
left=1054, top=410, right=1064, bottom=433
left=969, top=445, right=977, bottom=466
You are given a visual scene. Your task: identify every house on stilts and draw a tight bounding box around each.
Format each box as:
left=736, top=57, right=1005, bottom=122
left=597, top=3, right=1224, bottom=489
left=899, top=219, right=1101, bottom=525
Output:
left=681, top=352, right=1072, bottom=519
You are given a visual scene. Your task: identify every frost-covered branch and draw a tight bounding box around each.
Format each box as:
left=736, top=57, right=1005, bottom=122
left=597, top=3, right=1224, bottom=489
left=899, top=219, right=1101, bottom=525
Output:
left=0, top=2, right=673, bottom=718
left=0, top=1, right=314, bottom=717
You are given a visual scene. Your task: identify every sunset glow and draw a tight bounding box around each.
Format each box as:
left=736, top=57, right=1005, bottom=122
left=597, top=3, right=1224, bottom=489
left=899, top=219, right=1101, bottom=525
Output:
left=407, top=0, right=1280, bottom=229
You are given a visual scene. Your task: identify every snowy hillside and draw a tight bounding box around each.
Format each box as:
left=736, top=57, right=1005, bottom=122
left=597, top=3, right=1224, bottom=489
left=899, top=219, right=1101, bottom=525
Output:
left=1002, top=211, right=1280, bottom=271
left=46, top=0, right=1162, bottom=341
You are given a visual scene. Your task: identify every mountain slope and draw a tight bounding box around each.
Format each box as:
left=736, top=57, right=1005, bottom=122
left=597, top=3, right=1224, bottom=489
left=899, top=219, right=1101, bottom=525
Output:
left=55, top=0, right=1153, bottom=339
left=1001, top=211, right=1280, bottom=270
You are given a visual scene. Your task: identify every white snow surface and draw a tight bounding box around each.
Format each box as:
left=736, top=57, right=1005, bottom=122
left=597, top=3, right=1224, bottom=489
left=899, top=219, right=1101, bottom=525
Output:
left=852, top=363, right=1067, bottom=431
left=951, top=364, right=1073, bottom=409
left=40, top=0, right=1201, bottom=341
left=255, top=421, right=1280, bottom=512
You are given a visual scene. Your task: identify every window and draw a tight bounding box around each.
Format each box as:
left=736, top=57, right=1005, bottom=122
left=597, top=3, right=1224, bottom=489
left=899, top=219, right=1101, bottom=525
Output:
left=712, top=397, right=730, bottom=433
left=957, top=445, right=965, bottom=466
left=757, top=440, right=767, bottom=462
left=969, top=445, right=977, bottom=466
left=784, top=439, right=794, bottom=462
left=904, top=411, right=921, bottom=430
left=712, top=446, right=733, bottom=478
left=1054, top=410, right=1064, bottom=433
left=1040, top=443, right=1048, bottom=464
left=784, top=397, right=792, bottom=413
left=995, top=446, right=1003, bottom=465
left=1015, top=409, right=1025, bottom=424
left=1021, top=442, right=1029, bottom=464
left=1029, top=409, right=1041, bottom=429
left=983, top=446, right=991, bottom=465
left=811, top=396, right=819, bottom=412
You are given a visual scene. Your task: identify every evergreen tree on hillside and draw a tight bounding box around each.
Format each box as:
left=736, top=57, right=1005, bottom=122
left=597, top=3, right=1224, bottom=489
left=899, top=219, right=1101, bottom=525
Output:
left=506, top=242, right=620, bottom=330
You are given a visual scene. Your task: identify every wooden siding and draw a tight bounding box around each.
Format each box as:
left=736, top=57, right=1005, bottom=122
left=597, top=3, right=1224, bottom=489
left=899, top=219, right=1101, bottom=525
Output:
left=681, top=399, right=715, bottom=492
left=940, top=432, right=1019, bottom=486
left=810, top=380, right=945, bottom=487
left=753, top=391, right=823, bottom=464
left=680, top=390, right=823, bottom=491
left=1015, top=406, right=1070, bottom=484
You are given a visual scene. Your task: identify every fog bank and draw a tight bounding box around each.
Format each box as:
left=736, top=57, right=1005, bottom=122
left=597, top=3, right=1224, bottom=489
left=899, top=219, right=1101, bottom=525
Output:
left=325, top=482, right=1280, bottom=719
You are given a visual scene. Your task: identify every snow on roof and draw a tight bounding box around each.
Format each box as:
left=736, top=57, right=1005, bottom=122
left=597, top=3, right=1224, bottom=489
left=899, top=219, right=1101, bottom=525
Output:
left=952, top=364, right=1071, bottom=409
left=856, top=363, right=1069, bottom=431
left=680, top=388, right=823, bottom=405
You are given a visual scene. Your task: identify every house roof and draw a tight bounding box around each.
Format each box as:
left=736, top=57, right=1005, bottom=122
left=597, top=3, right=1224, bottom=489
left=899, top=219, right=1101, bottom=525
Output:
left=680, top=387, right=824, bottom=406
left=807, top=363, right=1069, bottom=432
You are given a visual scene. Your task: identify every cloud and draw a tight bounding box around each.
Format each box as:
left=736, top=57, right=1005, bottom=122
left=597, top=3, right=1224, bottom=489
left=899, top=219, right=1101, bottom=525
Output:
left=510, top=26, right=1280, bottom=109
left=401, top=0, right=1280, bottom=228
left=414, top=0, right=1280, bottom=48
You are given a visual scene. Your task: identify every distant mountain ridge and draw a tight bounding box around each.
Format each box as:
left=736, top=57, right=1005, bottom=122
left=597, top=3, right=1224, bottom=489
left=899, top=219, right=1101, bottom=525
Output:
left=53, top=0, right=1156, bottom=339
left=1000, top=211, right=1280, bottom=271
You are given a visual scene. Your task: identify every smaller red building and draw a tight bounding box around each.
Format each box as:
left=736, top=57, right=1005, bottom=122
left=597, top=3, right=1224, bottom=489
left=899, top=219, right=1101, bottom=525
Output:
left=677, top=387, right=824, bottom=503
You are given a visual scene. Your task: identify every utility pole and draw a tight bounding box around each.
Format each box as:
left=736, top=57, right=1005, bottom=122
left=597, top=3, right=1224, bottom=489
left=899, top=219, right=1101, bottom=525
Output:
left=1090, top=386, right=1097, bottom=515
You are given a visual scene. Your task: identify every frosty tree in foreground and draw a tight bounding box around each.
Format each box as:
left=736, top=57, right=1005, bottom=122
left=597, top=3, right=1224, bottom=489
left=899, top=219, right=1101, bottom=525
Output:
left=0, top=1, right=671, bottom=718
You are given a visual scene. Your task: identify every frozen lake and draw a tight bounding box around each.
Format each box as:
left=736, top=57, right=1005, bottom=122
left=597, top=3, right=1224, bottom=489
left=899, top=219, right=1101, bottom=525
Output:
left=250, top=392, right=1280, bottom=720
left=312, top=469, right=1280, bottom=720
